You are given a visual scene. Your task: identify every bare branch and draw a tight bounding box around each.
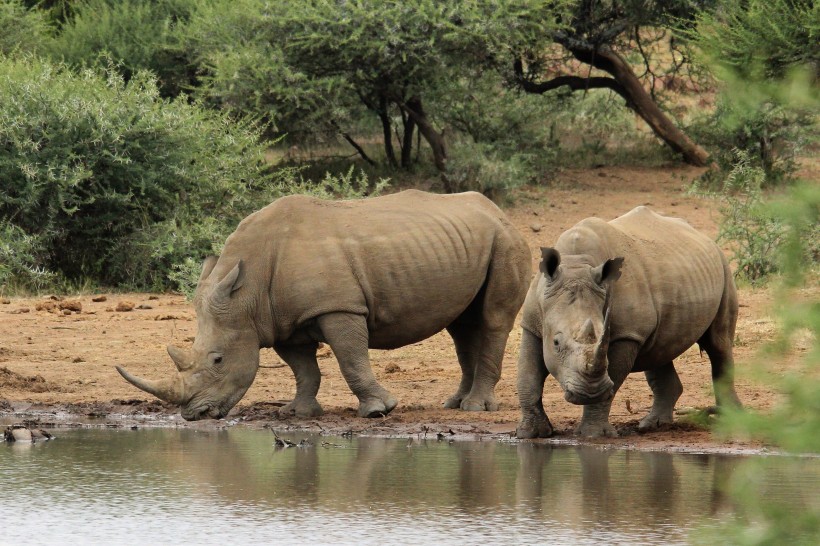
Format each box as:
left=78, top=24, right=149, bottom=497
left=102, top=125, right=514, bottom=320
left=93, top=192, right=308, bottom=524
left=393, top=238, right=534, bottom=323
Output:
left=513, top=58, right=630, bottom=102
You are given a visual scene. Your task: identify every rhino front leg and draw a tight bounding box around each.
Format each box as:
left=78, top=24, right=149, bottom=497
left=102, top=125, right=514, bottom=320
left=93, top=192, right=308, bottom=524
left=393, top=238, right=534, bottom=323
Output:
left=274, top=342, right=324, bottom=418
left=576, top=340, right=638, bottom=438
left=317, top=313, right=398, bottom=418
left=516, top=329, right=553, bottom=439
left=638, top=361, right=683, bottom=431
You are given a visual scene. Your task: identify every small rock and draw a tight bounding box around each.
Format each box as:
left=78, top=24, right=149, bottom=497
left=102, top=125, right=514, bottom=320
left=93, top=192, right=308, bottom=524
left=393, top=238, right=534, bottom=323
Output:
left=10, top=308, right=30, bottom=314
left=532, top=211, right=539, bottom=216
left=0, top=298, right=10, bottom=304
left=59, top=300, right=82, bottom=313
left=62, top=309, right=72, bottom=315
left=670, top=202, right=678, bottom=206
left=598, top=171, right=607, bottom=177
left=384, top=363, right=401, bottom=374
left=35, top=301, right=57, bottom=312
left=137, top=304, right=153, bottom=310
left=530, top=224, right=542, bottom=233
left=571, top=199, right=578, bottom=205
left=91, top=295, right=107, bottom=302
left=116, top=301, right=135, bottom=312
left=148, top=295, right=159, bottom=300
left=72, top=357, right=85, bottom=363
left=49, top=295, right=64, bottom=301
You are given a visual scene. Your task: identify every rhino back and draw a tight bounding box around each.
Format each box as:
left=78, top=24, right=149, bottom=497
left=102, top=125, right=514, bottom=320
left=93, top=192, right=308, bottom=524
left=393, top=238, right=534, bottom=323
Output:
left=231, top=190, right=525, bottom=347
left=607, top=207, right=729, bottom=364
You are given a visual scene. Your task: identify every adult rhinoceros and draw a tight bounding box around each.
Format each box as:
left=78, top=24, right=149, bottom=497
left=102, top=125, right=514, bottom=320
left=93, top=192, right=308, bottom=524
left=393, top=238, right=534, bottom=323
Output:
left=516, top=206, right=741, bottom=438
left=117, top=190, right=531, bottom=420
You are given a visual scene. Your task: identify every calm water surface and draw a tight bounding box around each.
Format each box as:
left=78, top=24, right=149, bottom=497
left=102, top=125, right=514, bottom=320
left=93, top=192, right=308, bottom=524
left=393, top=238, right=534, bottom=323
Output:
left=1, top=428, right=817, bottom=545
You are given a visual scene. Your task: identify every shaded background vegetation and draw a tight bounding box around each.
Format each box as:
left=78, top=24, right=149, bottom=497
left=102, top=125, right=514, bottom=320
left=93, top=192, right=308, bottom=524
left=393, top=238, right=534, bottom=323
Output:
left=0, top=0, right=816, bottom=294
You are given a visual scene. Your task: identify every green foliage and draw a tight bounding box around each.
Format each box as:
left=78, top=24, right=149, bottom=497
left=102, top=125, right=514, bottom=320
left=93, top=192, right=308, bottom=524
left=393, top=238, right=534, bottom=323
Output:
left=0, top=0, right=52, bottom=55
left=693, top=181, right=820, bottom=545
left=47, top=0, right=199, bottom=97
left=0, top=56, right=275, bottom=290
left=445, top=140, right=534, bottom=201
left=689, top=0, right=819, bottom=185
left=0, top=221, right=57, bottom=293
left=692, top=0, right=819, bottom=81
left=692, top=152, right=788, bottom=282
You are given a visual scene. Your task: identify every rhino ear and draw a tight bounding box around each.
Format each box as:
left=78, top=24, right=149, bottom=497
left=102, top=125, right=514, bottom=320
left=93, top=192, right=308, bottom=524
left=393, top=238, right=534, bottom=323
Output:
left=539, top=248, right=561, bottom=280
left=211, top=260, right=244, bottom=304
left=199, top=255, right=220, bottom=284
left=593, top=257, right=624, bottom=286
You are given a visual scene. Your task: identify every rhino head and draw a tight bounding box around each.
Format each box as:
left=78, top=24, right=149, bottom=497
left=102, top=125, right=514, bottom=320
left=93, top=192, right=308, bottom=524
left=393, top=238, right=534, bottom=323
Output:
left=538, top=247, right=623, bottom=405
left=117, top=256, right=260, bottom=420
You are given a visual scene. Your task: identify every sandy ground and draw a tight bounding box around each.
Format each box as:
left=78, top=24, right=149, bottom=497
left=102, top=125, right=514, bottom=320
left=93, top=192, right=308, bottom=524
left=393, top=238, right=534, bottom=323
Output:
left=1, top=165, right=813, bottom=453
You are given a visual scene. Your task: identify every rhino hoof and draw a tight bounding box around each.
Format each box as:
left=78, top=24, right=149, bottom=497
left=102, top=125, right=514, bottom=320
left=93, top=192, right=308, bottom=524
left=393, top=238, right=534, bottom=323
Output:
left=358, top=396, right=398, bottom=418
left=516, top=419, right=553, bottom=439
left=279, top=399, right=324, bottom=418
left=460, top=396, right=499, bottom=412
left=575, top=421, right=618, bottom=438
left=443, top=394, right=465, bottom=409
left=638, top=414, right=673, bottom=432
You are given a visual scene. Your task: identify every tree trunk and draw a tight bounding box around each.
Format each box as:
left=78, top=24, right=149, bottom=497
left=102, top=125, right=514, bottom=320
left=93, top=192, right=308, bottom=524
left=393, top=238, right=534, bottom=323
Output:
left=570, top=46, right=710, bottom=167
left=378, top=96, right=398, bottom=168
left=402, top=96, right=447, bottom=173
left=400, top=109, right=416, bottom=168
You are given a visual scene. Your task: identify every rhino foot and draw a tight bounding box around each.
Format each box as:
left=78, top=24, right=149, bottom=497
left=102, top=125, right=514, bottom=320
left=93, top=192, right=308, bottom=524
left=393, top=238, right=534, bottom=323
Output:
left=358, top=395, right=398, bottom=418
left=638, top=413, right=674, bottom=432
left=278, top=398, right=324, bottom=418
left=460, top=395, right=499, bottom=412
left=575, top=421, right=618, bottom=438
left=443, top=394, right=465, bottom=409
left=516, top=416, right=554, bottom=439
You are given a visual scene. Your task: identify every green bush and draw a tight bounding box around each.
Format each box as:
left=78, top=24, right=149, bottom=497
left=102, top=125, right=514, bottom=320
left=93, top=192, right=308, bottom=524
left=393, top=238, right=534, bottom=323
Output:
left=47, top=0, right=198, bottom=98
left=0, top=221, right=57, bottom=293
left=445, top=140, right=534, bottom=202
left=0, top=56, right=276, bottom=290
left=0, top=0, right=52, bottom=56
left=693, top=180, right=820, bottom=545
left=692, top=151, right=789, bottom=282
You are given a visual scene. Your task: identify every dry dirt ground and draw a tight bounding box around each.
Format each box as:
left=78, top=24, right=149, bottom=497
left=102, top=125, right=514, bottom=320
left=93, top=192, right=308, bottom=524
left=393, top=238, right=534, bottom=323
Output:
left=1, top=165, right=814, bottom=453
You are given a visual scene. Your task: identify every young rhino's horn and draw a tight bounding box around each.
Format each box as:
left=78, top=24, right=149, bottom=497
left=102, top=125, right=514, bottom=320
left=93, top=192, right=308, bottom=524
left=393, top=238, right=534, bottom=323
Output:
left=115, top=366, right=185, bottom=405
left=581, top=319, right=596, bottom=343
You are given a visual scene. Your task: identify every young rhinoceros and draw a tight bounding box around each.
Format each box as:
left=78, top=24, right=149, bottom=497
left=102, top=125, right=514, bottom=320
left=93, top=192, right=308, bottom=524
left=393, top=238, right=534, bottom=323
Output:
left=117, top=190, right=531, bottom=420
left=516, top=206, right=741, bottom=438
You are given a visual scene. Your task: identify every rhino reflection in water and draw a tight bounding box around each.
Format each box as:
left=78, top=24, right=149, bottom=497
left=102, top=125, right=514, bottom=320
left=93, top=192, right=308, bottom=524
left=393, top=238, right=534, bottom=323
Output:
left=517, top=206, right=742, bottom=438
left=117, top=190, right=530, bottom=420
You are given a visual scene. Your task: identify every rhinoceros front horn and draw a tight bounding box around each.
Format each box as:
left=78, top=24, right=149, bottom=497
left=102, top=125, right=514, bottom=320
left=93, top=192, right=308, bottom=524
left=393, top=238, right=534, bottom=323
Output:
left=594, top=294, right=612, bottom=373
left=115, top=366, right=185, bottom=405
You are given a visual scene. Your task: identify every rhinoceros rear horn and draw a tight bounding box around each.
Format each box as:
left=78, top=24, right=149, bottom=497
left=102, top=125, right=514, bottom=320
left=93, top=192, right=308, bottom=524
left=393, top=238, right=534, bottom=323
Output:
left=116, top=366, right=185, bottom=405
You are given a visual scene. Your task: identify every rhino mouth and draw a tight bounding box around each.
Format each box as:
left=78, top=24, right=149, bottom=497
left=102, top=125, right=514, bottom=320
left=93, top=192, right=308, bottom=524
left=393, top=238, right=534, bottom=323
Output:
left=182, top=404, right=226, bottom=421
left=563, top=380, right=614, bottom=405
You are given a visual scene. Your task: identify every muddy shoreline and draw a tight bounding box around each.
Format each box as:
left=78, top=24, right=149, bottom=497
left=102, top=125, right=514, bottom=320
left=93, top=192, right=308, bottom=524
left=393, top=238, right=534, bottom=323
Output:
left=2, top=399, right=774, bottom=456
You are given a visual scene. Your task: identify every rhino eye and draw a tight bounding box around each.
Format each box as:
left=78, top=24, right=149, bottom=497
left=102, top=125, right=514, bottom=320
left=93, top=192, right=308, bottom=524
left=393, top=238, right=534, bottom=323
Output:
left=553, top=337, right=560, bottom=349
left=210, top=354, right=223, bottom=366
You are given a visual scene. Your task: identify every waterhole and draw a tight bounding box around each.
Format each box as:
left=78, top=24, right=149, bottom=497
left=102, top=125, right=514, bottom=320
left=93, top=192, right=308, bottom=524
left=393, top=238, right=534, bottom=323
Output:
left=1, top=428, right=817, bottom=545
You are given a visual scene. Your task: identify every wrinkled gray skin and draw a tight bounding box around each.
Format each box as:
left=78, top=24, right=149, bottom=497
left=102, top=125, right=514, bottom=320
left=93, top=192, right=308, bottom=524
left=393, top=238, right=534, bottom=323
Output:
left=516, top=206, right=742, bottom=439
left=117, top=190, right=531, bottom=420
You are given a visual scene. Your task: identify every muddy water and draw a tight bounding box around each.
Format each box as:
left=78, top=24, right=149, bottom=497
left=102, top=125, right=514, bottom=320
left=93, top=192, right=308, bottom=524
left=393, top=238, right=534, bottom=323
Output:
left=1, top=428, right=817, bottom=545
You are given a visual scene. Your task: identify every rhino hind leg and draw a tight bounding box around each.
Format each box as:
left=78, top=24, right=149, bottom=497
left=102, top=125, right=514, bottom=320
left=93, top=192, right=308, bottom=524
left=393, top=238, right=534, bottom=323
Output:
left=445, top=320, right=509, bottom=411
left=274, top=343, right=324, bottom=418
left=698, top=271, right=742, bottom=410
left=317, top=313, right=398, bottom=418
left=638, top=362, right=683, bottom=431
